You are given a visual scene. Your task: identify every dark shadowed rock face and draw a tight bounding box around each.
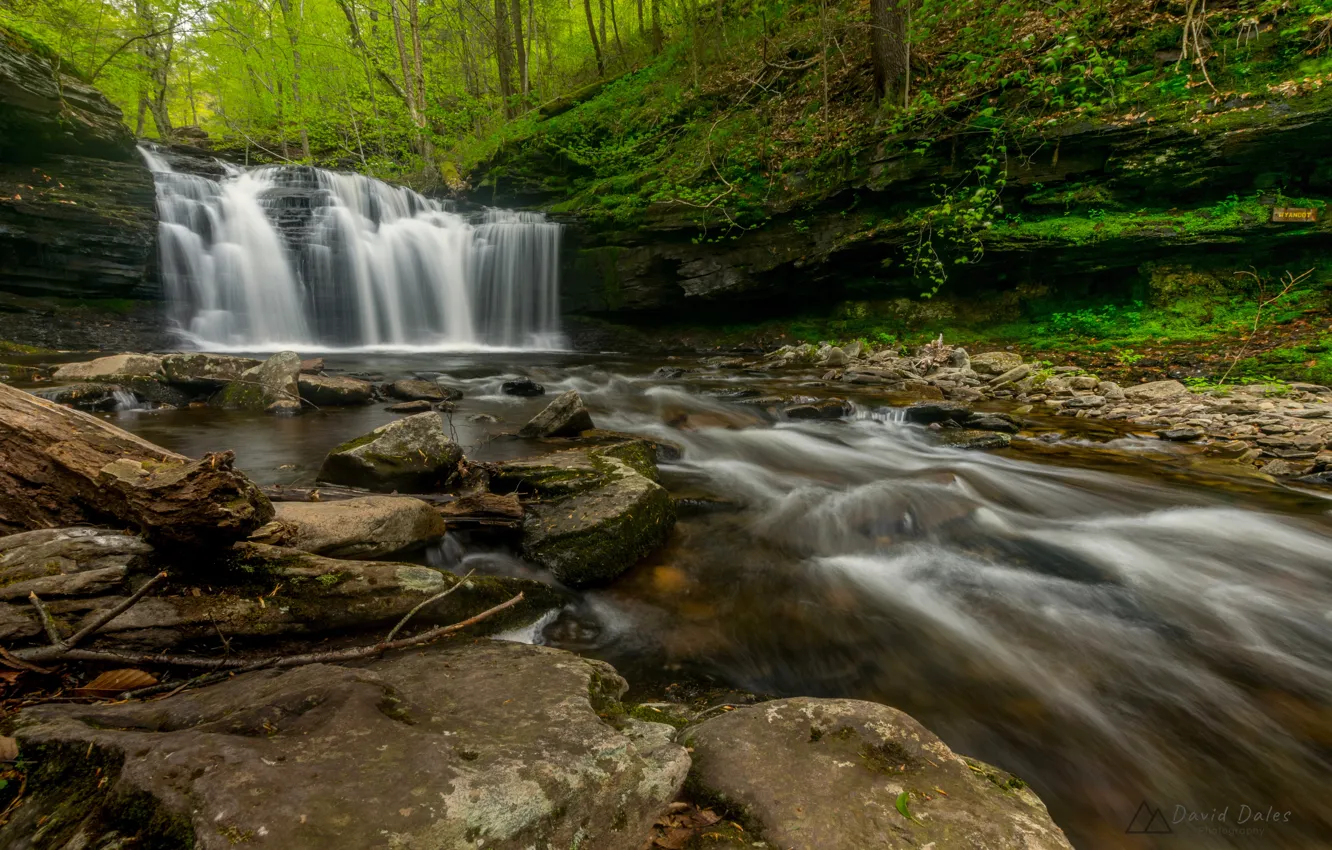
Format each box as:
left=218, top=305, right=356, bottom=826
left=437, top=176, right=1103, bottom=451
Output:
left=683, top=697, right=1073, bottom=850
left=0, top=28, right=159, bottom=310
left=1, top=641, right=690, bottom=850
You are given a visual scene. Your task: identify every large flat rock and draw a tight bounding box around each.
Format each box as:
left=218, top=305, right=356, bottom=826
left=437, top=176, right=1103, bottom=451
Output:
left=251, top=496, right=446, bottom=559
left=1, top=641, right=690, bottom=850
left=683, top=697, right=1073, bottom=850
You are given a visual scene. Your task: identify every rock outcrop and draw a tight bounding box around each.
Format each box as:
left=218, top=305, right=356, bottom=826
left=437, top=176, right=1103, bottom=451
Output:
left=683, top=697, right=1073, bottom=849
left=0, top=642, right=689, bottom=850
left=0, top=27, right=158, bottom=310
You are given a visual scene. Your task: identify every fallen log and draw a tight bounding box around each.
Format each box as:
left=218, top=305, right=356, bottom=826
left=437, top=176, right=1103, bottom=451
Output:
left=0, top=382, right=273, bottom=548
left=436, top=492, right=524, bottom=529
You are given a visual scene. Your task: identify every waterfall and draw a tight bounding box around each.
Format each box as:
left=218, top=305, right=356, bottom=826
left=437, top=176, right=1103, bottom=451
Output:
left=139, top=147, right=563, bottom=350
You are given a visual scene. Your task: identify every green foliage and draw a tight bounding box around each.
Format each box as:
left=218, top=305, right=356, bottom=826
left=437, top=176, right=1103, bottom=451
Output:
left=905, top=135, right=1007, bottom=298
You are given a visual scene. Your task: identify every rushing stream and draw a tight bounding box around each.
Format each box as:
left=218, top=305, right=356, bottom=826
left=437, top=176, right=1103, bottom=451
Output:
left=107, top=351, right=1332, bottom=850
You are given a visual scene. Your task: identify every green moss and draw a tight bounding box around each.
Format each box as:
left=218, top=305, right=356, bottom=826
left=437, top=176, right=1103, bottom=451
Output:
left=627, top=703, right=689, bottom=729
left=16, top=737, right=195, bottom=848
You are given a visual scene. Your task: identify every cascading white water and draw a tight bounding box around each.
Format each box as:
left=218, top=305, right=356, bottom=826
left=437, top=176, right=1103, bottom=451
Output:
left=139, top=147, right=562, bottom=350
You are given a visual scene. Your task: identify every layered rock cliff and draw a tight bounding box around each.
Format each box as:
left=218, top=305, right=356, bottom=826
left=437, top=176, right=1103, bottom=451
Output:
left=481, top=96, right=1332, bottom=325
left=0, top=27, right=158, bottom=312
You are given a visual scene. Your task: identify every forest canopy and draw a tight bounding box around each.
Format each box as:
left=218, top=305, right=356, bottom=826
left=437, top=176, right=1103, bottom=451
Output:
left=4, top=0, right=1332, bottom=188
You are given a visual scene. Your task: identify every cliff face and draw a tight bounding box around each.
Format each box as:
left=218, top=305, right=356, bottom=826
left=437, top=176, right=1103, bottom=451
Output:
left=532, top=98, right=1332, bottom=323
left=0, top=28, right=159, bottom=308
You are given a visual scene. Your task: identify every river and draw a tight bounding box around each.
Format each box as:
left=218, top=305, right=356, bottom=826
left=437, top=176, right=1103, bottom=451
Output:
left=101, top=349, right=1332, bottom=850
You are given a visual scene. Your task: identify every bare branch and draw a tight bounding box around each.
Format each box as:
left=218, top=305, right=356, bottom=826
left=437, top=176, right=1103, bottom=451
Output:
left=26, top=593, right=61, bottom=645
left=385, top=569, right=476, bottom=643
left=64, top=572, right=169, bottom=651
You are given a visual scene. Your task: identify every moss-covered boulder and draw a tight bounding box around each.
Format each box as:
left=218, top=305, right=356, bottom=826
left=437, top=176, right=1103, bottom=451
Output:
left=0, top=642, right=687, bottom=850
left=216, top=350, right=303, bottom=414
left=683, top=697, right=1073, bottom=849
left=160, top=352, right=261, bottom=390
left=318, top=412, right=464, bottom=492
left=517, top=449, right=675, bottom=587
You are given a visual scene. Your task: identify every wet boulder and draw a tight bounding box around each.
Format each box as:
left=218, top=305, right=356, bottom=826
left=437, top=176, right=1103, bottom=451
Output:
left=521, top=453, right=675, bottom=587
left=903, top=402, right=971, bottom=425
left=518, top=389, right=595, bottom=438
left=250, top=496, right=447, bottom=559
left=32, top=383, right=128, bottom=411
left=51, top=354, right=163, bottom=383
left=386, top=378, right=447, bottom=402
left=938, top=429, right=1012, bottom=450
left=296, top=374, right=373, bottom=406
left=318, top=412, right=463, bottom=492
left=965, top=412, right=1021, bottom=433
left=0, top=641, right=688, bottom=850
left=682, top=697, right=1072, bottom=850
left=160, top=353, right=261, bottom=391
left=216, top=350, right=303, bottom=415
left=786, top=398, right=851, bottom=420
left=386, top=399, right=435, bottom=413
left=502, top=377, right=546, bottom=396
left=0, top=527, right=149, bottom=600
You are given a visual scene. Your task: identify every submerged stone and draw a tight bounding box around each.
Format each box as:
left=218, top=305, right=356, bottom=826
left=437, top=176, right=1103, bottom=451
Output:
left=502, top=377, right=546, bottom=396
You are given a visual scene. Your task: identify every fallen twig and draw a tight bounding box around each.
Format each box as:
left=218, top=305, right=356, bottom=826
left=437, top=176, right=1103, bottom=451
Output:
left=385, top=569, right=475, bottom=643
left=60, top=572, right=169, bottom=652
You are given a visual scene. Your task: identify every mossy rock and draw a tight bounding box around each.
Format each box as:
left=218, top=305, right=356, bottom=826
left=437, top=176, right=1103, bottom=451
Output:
left=318, top=412, right=464, bottom=492
left=521, top=456, right=676, bottom=587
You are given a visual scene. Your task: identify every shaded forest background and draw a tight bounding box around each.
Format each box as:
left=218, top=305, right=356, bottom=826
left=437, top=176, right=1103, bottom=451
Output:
left=7, top=0, right=1332, bottom=192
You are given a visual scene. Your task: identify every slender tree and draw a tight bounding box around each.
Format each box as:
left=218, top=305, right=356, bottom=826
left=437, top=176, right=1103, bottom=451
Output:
left=511, top=0, right=529, bottom=97
left=583, top=0, right=604, bottom=75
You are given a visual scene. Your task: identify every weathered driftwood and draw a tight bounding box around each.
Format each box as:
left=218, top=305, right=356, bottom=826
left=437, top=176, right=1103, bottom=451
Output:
left=437, top=492, right=524, bottom=529
left=0, top=382, right=272, bottom=548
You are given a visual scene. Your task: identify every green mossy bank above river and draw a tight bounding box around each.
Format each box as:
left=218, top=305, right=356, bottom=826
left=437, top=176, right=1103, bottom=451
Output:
left=466, top=2, right=1332, bottom=387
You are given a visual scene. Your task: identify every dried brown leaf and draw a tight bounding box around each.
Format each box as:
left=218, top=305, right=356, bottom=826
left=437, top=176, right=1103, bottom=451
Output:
left=74, top=668, right=158, bottom=699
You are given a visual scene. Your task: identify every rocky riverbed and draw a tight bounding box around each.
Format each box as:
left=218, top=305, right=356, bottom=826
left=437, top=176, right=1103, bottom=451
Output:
left=0, top=348, right=1087, bottom=850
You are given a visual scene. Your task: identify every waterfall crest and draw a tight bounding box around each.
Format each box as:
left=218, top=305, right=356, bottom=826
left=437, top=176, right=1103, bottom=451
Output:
left=140, top=147, right=563, bottom=350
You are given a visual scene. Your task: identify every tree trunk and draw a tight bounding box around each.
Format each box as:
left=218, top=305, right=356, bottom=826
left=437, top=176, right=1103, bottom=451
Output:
left=870, top=0, right=909, bottom=107
left=389, top=0, right=427, bottom=148
left=583, top=0, right=604, bottom=75
left=494, top=0, right=515, bottom=116
left=276, top=0, right=310, bottom=159
left=408, top=0, right=427, bottom=118
left=598, top=0, right=607, bottom=57
left=651, top=0, right=661, bottom=54
left=609, top=0, right=625, bottom=64
left=637, top=0, right=644, bottom=39
left=0, top=384, right=273, bottom=549
left=511, top=0, right=528, bottom=97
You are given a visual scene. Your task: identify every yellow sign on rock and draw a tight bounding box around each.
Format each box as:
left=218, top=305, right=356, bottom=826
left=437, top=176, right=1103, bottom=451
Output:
left=1271, top=207, right=1318, bottom=223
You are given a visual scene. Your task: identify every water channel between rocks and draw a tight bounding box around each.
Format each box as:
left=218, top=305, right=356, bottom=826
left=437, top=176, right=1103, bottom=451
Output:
left=94, top=350, right=1332, bottom=850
